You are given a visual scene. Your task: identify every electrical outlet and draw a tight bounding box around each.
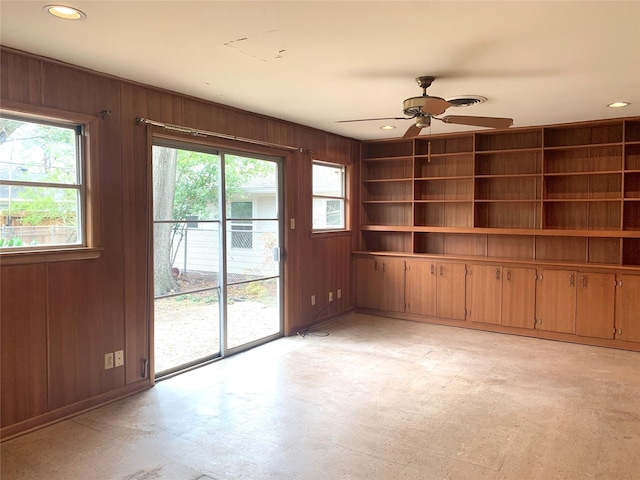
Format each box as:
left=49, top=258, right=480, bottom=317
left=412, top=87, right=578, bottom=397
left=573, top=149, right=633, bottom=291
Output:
left=337, top=288, right=342, bottom=299
left=311, top=295, right=316, bottom=306
left=114, top=350, right=124, bottom=367
left=104, top=353, right=114, bottom=370
left=329, top=291, right=334, bottom=302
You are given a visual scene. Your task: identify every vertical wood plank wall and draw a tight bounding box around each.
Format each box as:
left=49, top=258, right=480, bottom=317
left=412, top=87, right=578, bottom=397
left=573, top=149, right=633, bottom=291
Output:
left=0, top=47, right=358, bottom=439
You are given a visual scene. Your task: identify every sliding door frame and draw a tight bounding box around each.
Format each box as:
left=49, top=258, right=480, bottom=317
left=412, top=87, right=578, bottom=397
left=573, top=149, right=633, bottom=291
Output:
left=149, top=132, right=285, bottom=380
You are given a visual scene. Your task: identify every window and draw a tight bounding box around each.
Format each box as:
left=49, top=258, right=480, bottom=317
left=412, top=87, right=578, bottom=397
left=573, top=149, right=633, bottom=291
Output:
left=230, top=201, right=253, bottom=249
left=312, top=161, right=346, bottom=230
left=0, top=114, right=84, bottom=250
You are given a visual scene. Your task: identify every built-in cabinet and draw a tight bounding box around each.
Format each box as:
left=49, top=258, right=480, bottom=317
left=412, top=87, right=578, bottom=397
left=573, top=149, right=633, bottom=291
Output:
left=468, top=264, right=537, bottom=329
left=355, top=117, right=640, bottom=351
left=535, top=269, right=577, bottom=334
left=355, top=256, right=404, bottom=312
left=435, top=262, right=466, bottom=321
left=615, top=274, right=640, bottom=343
left=359, top=256, right=466, bottom=320
left=354, top=254, right=639, bottom=350
left=405, top=260, right=436, bottom=316
left=501, top=267, right=537, bottom=330
left=575, top=272, right=616, bottom=339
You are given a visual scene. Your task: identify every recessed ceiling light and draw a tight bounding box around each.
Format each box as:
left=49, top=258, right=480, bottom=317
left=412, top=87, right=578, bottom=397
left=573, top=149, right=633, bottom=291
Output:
left=608, top=102, right=630, bottom=108
left=44, top=5, right=87, bottom=20
left=380, top=125, right=396, bottom=130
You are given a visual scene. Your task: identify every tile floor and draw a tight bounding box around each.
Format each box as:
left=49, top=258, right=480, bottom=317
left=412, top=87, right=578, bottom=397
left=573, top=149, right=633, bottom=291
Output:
left=1, top=313, right=639, bottom=480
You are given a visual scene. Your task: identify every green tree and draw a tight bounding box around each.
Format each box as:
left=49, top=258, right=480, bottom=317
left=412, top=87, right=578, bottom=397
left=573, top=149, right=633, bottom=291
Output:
left=0, top=118, right=78, bottom=245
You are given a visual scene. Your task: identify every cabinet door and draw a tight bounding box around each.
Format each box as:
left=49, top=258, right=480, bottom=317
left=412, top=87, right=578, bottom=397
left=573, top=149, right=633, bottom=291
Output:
left=436, top=262, right=466, bottom=321
left=536, top=269, right=577, bottom=334
left=469, top=265, right=502, bottom=325
left=355, top=257, right=381, bottom=309
left=615, top=274, right=640, bottom=343
left=380, top=258, right=405, bottom=313
left=405, top=260, right=436, bottom=316
left=576, top=273, right=615, bottom=339
left=502, top=267, right=537, bottom=330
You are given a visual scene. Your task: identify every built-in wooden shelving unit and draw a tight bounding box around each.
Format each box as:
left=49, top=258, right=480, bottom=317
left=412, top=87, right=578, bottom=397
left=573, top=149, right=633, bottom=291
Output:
left=359, top=117, right=640, bottom=267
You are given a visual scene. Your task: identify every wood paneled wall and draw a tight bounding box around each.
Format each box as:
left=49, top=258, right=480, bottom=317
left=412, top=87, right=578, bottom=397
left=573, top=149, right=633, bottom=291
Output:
left=0, top=47, right=358, bottom=438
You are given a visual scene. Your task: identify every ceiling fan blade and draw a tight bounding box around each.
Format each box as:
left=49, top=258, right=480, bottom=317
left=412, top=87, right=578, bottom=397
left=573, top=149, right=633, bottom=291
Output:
left=440, top=115, right=513, bottom=129
left=336, top=117, right=411, bottom=123
left=421, top=97, right=452, bottom=116
left=403, top=123, right=423, bottom=139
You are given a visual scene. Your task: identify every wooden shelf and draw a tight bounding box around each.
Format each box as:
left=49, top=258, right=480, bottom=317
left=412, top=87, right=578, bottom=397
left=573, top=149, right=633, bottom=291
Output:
left=475, top=129, right=542, bottom=151
left=363, top=178, right=413, bottom=183
left=415, top=152, right=473, bottom=159
left=475, top=147, right=542, bottom=155
left=475, top=199, right=541, bottom=203
left=415, top=175, right=473, bottom=181
left=363, top=156, right=413, bottom=162
left=361, top=224, right=640, bottom=238
left=363, top=140, right=413, bottom=160
left=359, top=118, right=640, bottom=266
left=415, top=199, right=474, bottom=203
left=625, top=144, right=640, bottom=169
left=475, top=173, right=541, bottom=179
left=624, top=120, right=640, bottom=143
left=543, top=198, right=622, bottom=202
left=544, top=122, right=623, bottom=147
left=544, top=171, right=622, bottom=177
left=544, top=143, right=623, bottom=151
left=414, top=154, right=474, bottom=178
left=475, top=176, right=541, bottom=201
left=362, top=158, right=412, bottom=181
left=544, top=145, right=623, bottom=174
left=624, top=172, right=640, bottom=198
left=415, top=135, right=473, bottom=155
left=414, top=177, right=473, bottom=201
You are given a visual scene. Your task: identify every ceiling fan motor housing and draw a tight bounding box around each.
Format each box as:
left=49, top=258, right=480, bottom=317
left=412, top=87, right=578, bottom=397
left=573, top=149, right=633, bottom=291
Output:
left=403, top=96, right=446, bottom=117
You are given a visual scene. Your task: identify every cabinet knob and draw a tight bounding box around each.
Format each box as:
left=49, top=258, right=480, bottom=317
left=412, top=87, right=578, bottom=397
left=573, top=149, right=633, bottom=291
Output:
left=619, top=328, right=622, bottom=335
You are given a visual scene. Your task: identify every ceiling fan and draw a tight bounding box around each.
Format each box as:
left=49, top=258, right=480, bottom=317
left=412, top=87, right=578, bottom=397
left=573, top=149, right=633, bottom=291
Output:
left=337, top=76, right=514, bottom=139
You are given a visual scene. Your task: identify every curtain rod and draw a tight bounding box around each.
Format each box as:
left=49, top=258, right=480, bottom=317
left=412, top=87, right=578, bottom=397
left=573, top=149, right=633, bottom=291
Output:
left=136, top=117, right=303, bottom=152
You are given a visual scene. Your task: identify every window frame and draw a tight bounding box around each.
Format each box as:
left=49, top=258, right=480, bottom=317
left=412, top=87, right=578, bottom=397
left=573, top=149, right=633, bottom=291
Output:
left=311, top=160, right=347, bottom=232
left=0, top=106, right=100, bottom=264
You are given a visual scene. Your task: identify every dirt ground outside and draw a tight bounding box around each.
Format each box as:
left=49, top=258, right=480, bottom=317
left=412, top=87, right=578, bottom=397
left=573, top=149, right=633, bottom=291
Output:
left=154, top=274, right=280, bottom=373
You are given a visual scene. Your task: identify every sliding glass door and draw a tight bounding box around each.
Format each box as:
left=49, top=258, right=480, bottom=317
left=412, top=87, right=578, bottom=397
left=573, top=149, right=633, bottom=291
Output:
left=152, top=141, right=282, bottom=376
left=224, top=155, right=282, bottom=350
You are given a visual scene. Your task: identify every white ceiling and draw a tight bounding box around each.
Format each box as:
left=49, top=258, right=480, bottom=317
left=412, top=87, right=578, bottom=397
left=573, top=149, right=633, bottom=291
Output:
left=1, top=1, right=639, bottom=140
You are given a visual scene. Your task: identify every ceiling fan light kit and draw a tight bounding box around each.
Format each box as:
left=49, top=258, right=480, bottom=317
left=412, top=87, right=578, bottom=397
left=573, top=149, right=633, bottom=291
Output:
left=340, top=75, right=514, bottom=138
